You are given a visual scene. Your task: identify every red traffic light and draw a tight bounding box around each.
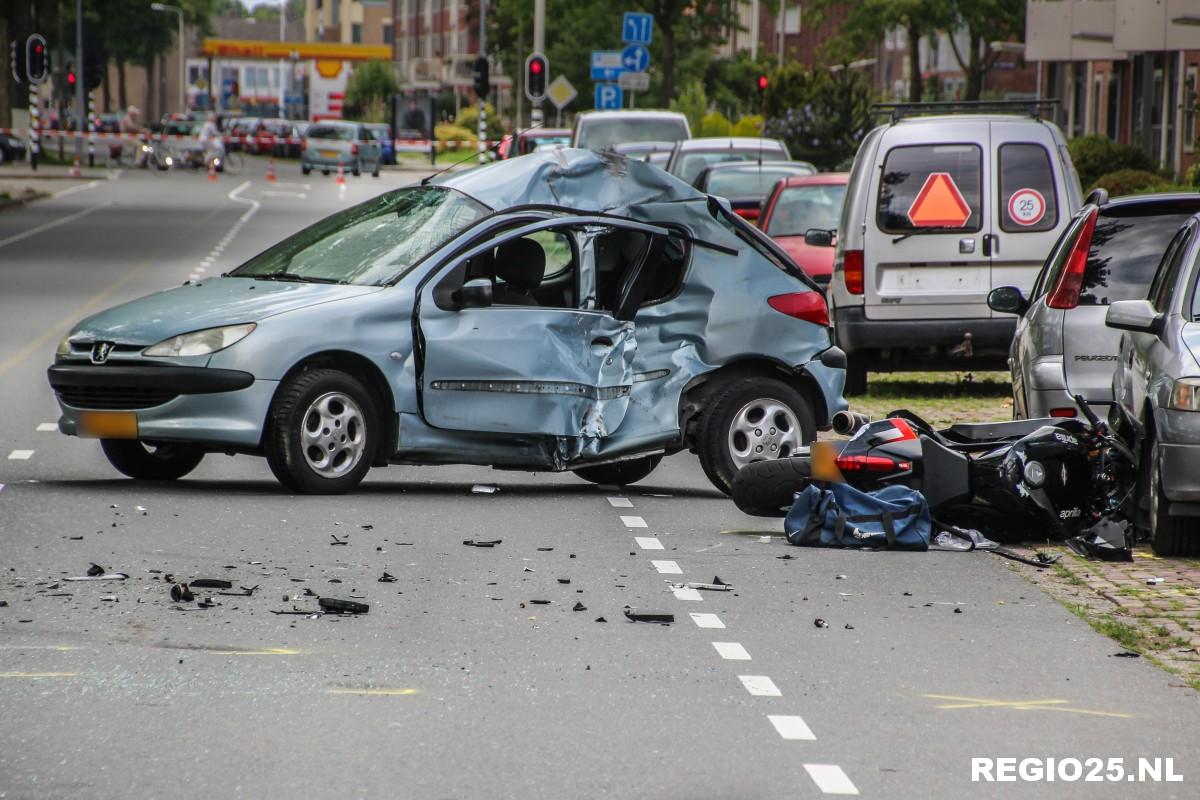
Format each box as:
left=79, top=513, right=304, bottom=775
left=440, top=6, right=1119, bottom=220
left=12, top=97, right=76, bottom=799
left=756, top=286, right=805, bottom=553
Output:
left=67, top=70, right=76, bottom=85
left=757, top=75, right=769, bottom=91
left=530, top=60, right=542, bottom=74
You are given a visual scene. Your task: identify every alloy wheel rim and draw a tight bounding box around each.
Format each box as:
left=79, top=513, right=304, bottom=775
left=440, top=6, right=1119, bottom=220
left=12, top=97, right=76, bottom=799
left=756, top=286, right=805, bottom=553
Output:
left=727, top=397, right=802, bottom=470
left=301, top=391, right=366, bottom=479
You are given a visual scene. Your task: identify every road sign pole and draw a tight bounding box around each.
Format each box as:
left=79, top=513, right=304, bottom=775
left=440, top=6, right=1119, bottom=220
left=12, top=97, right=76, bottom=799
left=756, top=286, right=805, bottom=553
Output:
left=75, top=0, right=84, bottom=163
left=28, top=85, right=39, bottom=172
left=478, top=0, right=487, bottom=164
left=533, top=0, right=544, bottom=124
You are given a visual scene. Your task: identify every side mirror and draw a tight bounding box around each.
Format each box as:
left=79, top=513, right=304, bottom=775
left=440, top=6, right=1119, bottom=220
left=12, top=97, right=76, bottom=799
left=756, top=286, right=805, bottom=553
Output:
left=1106, top=299, right=1164, bottom=335
left=804, top=228, right=835, bottom=248
left=454, top=278, right=493, bottom=310
left=987, top=286, right=1029, bottom=316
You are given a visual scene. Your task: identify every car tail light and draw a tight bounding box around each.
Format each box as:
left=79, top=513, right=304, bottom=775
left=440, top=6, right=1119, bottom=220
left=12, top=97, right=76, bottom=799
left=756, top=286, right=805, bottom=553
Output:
left=834, top=455, right=912, bottom=473
left=1049, top=407, right=1077, bottom=418
left=351, top=142, right=359, bottom=156
left=1046, top=209, right=1098, bottom=309
left=843, top=249, right=864, bottom=295
left=734, top=208, right=759, bottom=222
left=768, top=292, right=829, bottom=326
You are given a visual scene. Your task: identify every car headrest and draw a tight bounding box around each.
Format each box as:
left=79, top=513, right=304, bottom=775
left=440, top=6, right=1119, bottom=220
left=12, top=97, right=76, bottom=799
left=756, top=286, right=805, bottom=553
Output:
left=495, top=238, right=545, bottom=291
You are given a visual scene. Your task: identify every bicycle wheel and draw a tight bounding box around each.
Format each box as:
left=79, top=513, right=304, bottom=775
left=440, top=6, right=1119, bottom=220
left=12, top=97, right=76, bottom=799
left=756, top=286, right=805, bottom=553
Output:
left=221, top=151, right=244, bottom=175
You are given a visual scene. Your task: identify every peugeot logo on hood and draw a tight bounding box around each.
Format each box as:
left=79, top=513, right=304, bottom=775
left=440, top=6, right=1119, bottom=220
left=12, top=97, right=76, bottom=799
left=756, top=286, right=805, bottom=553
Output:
left=90, top=341, right=115, bottom=364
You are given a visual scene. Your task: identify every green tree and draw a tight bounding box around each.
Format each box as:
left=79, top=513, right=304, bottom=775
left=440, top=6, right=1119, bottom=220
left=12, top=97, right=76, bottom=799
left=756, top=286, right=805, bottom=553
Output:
left=705, top=51, right=776, bottom=119
left=634, top=0, right=741, bottom=106
left=670, top=80, right=707, bottom=133
left=942, top=0, right=1025, bottom=100
left=763, top=65, right=873, bottom=170
left=344, top=60, right=399, bottom=123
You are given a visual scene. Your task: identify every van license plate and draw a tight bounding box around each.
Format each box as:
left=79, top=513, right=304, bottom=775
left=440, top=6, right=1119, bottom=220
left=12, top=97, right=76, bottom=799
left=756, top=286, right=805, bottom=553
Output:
left=320, top=149, right=339, bottom=158
left=78, top=411, right=138, bottom=439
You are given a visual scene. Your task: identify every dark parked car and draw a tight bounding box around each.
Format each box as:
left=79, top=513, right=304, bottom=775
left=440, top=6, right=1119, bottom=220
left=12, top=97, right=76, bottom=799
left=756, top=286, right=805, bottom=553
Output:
left=693, top=161, right=818, bottom=222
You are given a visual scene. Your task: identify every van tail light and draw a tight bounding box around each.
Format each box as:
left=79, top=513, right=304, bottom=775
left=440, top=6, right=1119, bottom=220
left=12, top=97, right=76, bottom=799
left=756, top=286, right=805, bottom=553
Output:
left=768, top=292, right=829, bottom=326
left=351, top=142, right=359, bottom=156
left=1046, top=209, right=1098, bottom=309
left=834, top=455, right=912, bottom=473
left=843, top=249, right=864, bottom=295
left=1049, top=407, right=1077, bottom=418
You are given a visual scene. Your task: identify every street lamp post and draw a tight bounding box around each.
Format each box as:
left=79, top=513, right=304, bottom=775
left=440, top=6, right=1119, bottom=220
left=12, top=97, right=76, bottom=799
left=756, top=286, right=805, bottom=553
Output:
left=150, top=3, right=186, bottom=115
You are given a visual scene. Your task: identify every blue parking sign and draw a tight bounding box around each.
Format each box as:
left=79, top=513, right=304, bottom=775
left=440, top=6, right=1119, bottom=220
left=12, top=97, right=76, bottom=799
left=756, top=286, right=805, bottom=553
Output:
left=595, top=83, right=623, bottom=110
left=622, top=12, right=653, bottom=44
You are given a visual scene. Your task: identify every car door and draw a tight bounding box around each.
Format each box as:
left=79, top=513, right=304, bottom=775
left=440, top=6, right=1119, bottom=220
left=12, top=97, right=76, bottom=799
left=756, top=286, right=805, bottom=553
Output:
left=416, top=217, right=669, bottom=439
left=865, top=123, right=992, bottom=320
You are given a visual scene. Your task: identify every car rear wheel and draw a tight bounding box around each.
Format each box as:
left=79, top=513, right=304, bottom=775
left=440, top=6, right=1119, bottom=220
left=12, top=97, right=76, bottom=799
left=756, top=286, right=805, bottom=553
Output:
left=265, top=369, right=377, bottom=494
left=352, top=160, right=361, bottom=177
left=1144, top=434, right=1199, bottom=556
left=371, top=161, right=380, bottom=178
left=101, top=440, right=205, bottom=481
left=302, top=165, right=311, bottom=175
left=573, top=455, right=662, bottom=487
left=731, top=457, right=812, bottom=517
left=697, top=377, right=815, bottom=495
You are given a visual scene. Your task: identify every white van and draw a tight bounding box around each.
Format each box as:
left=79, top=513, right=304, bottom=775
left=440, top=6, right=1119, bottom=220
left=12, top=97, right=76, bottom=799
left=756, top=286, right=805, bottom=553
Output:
left=829, top=104, right=1082, bottom=393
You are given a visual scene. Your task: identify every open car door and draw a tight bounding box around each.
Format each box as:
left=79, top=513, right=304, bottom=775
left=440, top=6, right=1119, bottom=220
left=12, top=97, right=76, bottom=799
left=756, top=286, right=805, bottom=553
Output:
left=416, top=217, right=668, bottom=439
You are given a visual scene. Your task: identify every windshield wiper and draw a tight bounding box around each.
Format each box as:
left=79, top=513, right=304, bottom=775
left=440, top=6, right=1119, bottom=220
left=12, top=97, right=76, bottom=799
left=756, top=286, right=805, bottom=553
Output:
left=251, top=272, right=346, bottom=285
left=891, top=226, right=968, bottom=244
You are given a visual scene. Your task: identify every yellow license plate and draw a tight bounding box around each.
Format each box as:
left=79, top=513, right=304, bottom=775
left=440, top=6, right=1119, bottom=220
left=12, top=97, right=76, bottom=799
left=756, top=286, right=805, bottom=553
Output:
left=320, top=149, right=340, bottom=158
left=810, top=440, right=844, bottom=482
left=78, top=411, right=138, bottom=439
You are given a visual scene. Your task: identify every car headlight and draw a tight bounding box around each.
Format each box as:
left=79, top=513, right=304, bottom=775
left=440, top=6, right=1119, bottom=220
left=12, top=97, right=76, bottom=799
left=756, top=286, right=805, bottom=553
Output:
left=1169, top=377, right=1200, bottom=411
left=56, top=333, right=73, bottom=356
left=144, top=323, right=256, bottom=357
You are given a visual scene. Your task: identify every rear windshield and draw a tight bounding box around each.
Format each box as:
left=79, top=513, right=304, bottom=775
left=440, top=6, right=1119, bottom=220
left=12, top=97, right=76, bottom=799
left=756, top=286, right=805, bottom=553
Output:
left=521, top=135, right=569, bottom=155
left=1078, top=207, right=1200, bottom=305
left=307, top=125, right=353, bottom=141
left=705, top=166, right=813, bottom=198
left=877, top=143, right=982, bottom=233
left=999, top=143, right=1059, bottom=233
left=675, top=148, right=787, bottom=185
left=766, top=184, right=848, bottom=237
left=577, top=118, right=689, bottom=150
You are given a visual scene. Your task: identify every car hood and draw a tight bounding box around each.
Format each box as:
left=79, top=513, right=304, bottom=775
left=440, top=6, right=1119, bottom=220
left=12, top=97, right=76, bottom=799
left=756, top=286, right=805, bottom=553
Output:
left=70, top=278, right=382, bottom=346
left=774, top=236, right=834, bottom=278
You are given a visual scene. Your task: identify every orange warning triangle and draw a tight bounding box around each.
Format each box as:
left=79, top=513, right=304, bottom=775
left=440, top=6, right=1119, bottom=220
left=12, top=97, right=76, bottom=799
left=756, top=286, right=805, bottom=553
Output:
left=907, top=172, right=971, bottom=228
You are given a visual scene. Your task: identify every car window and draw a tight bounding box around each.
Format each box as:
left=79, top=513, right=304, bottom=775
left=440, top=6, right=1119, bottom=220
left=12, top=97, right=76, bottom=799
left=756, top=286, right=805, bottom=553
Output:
left=578, top=118, right=689, bottom=150
left=1149, top=226, right=1193, bottom=313
left=877, top=143, right=982, bottom=233
left=1080, top=209, right=1198, bottom=305
left=766, top=184, right=847, bottom=237
left=675, top=148, right=786, bottom=185
left=998, top=143, right=1059, bottom=233
left=704, top=166, right=814, bottom=196
left=529, top=230, right=573, bottom=278
left=522, top=135, right=569, bottom=155
left=308, top=125, right=352, bottom=141
left=230, top=187, right=489, bottom=286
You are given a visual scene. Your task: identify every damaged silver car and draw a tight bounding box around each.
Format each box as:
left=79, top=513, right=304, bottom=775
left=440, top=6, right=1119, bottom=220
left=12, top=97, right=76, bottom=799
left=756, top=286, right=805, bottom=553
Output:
left=48, top=149, right=847, bottom=493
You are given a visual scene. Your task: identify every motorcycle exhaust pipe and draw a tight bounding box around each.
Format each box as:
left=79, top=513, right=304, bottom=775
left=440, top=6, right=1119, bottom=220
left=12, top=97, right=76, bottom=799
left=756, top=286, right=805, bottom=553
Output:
left=832, top=410, right=871, bottom=436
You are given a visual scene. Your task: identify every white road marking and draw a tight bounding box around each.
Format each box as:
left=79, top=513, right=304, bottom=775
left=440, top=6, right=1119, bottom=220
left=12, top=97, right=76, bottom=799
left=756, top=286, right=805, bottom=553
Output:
left=804, top=764, right=859, bottom=795
left=53, top=180, right=99, bottom=198
left=36, top=423, right=57, bottom=432
left=634, top=536, right=663, bottom=550
left=188, top=273, right=201, bottom=281
left=689, top=612, right=725, bottom=629
left=0, top=201, right=113, bottom=249
left=8, top=450, right=34, bottom=460
left=607, top=497, right=634, bottom=508
left=712, top=641, right=752, bottom=661
left=768, top=714, right=815, bottom=740
left=738, top=675, right=781, bottom=697
left=262, top=190, right=307, bottom=199
left=620, top=515, right=647, bottom=528
left=0, top=483, right=5, bottom=492
left=651, top=560, right=682, bottom=574
left=671, top=586, right=703, bottom=602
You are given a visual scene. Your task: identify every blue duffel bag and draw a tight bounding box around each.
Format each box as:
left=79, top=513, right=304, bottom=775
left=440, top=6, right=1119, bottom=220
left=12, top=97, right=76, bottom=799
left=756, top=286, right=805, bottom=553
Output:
left=784, top=482, right=931, bottom=551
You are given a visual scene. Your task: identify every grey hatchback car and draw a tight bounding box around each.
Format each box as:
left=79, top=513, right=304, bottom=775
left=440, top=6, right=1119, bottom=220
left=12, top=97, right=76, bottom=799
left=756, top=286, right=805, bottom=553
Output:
left=47, top=149, right=846, bottom=494
left=989, top=193, right=1200, bottom=419
left=1108, top=214, right=1200, bottom=556
left=301, top=120, right=381, bottom=177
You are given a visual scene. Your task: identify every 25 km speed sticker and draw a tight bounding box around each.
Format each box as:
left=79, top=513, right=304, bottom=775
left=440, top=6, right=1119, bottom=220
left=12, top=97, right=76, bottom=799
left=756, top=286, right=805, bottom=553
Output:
left=1008, top=188, right=1047, bottom=226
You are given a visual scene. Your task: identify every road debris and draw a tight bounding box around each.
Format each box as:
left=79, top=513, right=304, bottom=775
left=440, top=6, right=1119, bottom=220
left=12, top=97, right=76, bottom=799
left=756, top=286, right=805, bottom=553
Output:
left=529, top=599, right=551, bottom=605
left=573, top=601, right=587, bottom=611
left=624, top=609, right=674, bottom=624
left=65, top=571, right=128, bottom=582
left=844, top=623, right=855, bottom=630
left=953, top=607, right=964, bottom=614
left=216, top=586, right=257, bottom=597
left=683, top=576, right=732, bottom=592
left=814, top=618, right=829, bottom=628
left=378, top=572, right=398, bottom=583
left=537, top=547, right=554, bottom=552
left=463, top=539, right=502, bottom=547
left=557, top=578, right=571, bottom=585
left=472, top=484, right=500, bottom=494
left=170, top=583, right=195, bottom=602
left=594, top=616, right=607, bottom=622
left=100, top=594, right=118, bottom=602
left=318, top=598, right=369, bottom=615
left=87, top=563, right=105, bottom=576
left=190, top=578, right=233, bottom=589
left=1147, top=577, right=1165, bottom=586
left=1112, top=651, right=1141, bottom=658
left=835, top=574, right=847, bottom=580
left=330, top=534, right=349, bottom=546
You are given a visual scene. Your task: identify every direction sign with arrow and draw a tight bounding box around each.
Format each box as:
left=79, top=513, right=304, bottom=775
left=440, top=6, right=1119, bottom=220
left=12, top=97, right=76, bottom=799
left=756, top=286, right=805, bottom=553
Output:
left=621, top=43, right=649, bottom=73
left=591, top=50, right=624, bottom=82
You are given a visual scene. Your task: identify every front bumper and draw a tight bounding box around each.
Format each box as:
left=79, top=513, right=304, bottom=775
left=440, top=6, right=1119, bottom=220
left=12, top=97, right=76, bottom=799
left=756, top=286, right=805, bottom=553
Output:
left=48, top=364, right=275, bottom=448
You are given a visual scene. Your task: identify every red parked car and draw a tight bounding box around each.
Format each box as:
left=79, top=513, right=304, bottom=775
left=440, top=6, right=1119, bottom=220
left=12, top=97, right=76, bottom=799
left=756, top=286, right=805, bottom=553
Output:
left=759, top=173, right=849, bottom=286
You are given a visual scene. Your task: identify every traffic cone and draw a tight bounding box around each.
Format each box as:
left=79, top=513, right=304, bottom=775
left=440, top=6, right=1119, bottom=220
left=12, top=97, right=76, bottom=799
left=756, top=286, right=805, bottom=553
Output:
left=207, top=159, right=218, bottom=182
left=71, top=155, right=82, bottom=177
left=335, top=163, right=346, bottom=186
left=266, top=158, right=277, bottom=182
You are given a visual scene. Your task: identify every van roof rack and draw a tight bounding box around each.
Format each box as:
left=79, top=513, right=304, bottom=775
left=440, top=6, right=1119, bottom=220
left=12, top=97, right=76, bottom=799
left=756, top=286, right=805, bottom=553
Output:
left=872, top=99, right=1060, bottom=123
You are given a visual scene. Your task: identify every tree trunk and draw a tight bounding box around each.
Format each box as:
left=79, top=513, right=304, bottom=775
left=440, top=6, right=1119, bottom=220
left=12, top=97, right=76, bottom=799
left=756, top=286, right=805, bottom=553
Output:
left=102, top=57, right=112, bottom=112
left=964, top=34, right=984, bottom=100
left=661, top=25, right=676, bottom=107
left=145, top=58, right=155, bottom=119
left=117, top=59, right=127, bottom=111
left=906, top=19, right=921, bottom=103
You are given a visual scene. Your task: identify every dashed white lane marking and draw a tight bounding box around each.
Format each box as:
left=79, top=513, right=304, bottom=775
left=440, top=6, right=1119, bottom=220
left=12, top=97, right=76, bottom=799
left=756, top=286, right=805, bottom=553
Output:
left=804, top=764, right=859, bottom=795
left=689, top=612, right=725, bottom=629
left=671, top=586, right=703, bottom=602
left=607, top=496, right=634, bottom=508
left=651, top=560, right=682, bottom=574
left=739, top=675, right=781, bottom=697
left=36, top=423, right=57, bottom=432
left=0, top=483, right=5, bottom=492
left=620, top=515, right=647, bottom=528
left=712, top=641, right=751, bottom=661
left=768, top=714, right=815, bottom=740
left=0, top=201, right=113, bottom=249
left=7, top=450, right=34, bottom=460
left=634, top=536, right=663, bottom=550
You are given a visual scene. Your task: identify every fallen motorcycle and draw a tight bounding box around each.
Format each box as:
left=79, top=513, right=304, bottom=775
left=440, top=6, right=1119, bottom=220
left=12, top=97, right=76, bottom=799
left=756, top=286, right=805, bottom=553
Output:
left=731, top=396, right=1137, bottom=542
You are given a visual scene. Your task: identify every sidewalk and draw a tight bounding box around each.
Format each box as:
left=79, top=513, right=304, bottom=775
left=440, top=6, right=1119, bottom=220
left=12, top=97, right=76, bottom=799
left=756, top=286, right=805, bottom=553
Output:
left=1008, top=545, right=1200, bottom=689
left=0, top=162, right=112, bottom=181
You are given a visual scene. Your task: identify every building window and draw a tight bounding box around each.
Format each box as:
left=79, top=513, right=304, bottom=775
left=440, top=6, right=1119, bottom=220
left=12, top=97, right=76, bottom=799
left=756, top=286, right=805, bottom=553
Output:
left=1107, top=67, right=1121, bottom=140
left=1092, top=74, right=1103, bottom=135
left=332, top=0, right=340, bottom=26
left=383, top=22, right=394, bottom=45
left=1186, top=65, right=1197, bottom=154
left=352, top=23, right=363, bottom=43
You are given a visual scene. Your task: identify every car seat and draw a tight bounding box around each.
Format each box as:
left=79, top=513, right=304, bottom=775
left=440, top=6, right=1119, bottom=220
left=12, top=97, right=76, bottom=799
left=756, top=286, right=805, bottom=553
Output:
left=493, top=238, right=545, bottom=306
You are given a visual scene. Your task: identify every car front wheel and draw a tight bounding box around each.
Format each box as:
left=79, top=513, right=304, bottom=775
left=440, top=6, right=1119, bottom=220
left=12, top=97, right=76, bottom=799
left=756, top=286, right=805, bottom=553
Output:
left=101, top=439, right=205, bottom=481
left=1144, top=434, right=1199, bottom=556
left=696, top=377, right=815, bottom=495
left=265, top=368, right=377, bottom=494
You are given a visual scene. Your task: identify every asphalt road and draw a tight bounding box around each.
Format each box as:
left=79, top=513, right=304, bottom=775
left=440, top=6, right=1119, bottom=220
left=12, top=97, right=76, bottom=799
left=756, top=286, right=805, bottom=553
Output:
left=1, top=157, right=1198, bottom=799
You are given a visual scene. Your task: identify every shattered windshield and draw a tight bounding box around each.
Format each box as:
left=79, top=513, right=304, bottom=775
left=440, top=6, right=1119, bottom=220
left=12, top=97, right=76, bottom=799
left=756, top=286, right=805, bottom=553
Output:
left=230, top=187, right=490, bottom=286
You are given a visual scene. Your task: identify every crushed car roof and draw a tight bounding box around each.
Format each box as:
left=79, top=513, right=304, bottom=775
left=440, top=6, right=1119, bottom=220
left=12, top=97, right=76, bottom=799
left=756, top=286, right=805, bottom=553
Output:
left=432, top=147, right=704, bottom=214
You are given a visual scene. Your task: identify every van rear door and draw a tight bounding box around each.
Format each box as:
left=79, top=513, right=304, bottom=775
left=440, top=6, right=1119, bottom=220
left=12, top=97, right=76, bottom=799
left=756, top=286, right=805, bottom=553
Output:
left=988, top=122, right=1068, bottom=317
left=865, top=124, right=992, bottom=320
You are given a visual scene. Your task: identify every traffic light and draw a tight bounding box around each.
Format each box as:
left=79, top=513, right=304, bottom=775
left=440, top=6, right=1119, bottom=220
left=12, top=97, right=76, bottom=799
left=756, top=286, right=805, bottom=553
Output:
left=757, top=74, right=769, bottom=95
left=473, top=56, right=489, bottom=100
left=10, top=38, right=25, bottom=84
left=66, top=64, right=76, bottom=88
left=27, top=34, right=49, bottom=85
left=84, top=49, right=102, bottom=91
left=525, top=52, right=547, bottom=103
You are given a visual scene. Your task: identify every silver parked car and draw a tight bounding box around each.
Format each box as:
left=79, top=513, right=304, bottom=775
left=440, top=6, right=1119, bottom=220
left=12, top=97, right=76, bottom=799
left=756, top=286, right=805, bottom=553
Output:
left=571, top=110, right=691, bottom=151
left=990, top=193, right=1200, bottom=419
left=1108, top=215, right=1200, bottom=556
left=301, top=120, right=381, bottom=177
left=665, top=136, right=792, bottom=186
